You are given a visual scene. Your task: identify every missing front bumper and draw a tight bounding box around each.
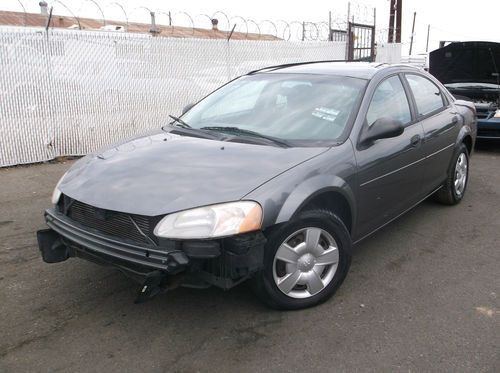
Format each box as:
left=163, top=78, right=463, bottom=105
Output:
left=37, top=208, right=266, bottom=292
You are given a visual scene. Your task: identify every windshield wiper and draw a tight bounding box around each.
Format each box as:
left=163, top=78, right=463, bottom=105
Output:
left=162, top=118, right=225, bottom=140
left=169, top=114, right=191, bottom=128
left=200, top=126, right=290, bottom=147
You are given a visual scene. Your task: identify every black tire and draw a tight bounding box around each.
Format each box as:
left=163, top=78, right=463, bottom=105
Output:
left=433, top=143, right=469, bottom=205
left=252, top=209, right=352, bottom=310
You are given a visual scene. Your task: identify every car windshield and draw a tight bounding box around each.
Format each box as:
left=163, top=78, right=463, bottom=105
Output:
left=182, top=73, right=367, bottom=144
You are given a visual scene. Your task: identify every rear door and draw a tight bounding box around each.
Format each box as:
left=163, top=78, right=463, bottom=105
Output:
left=354, top=74, right=425, bottom=239
left=403, top=73, right=460, bottom=193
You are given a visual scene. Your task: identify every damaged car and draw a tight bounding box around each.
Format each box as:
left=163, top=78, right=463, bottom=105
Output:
left=37, top=62, right=476, bottom=309
left=430, top=41, right=500, bottom=138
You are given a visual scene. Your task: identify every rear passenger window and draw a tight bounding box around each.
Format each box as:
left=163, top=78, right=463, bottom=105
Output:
left=366, top=75, right=411, bottom=126
left=406, top=74, right=445, bottom=116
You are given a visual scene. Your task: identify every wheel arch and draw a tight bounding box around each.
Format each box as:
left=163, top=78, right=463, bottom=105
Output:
left=273, top=175, right=356, bottom=235
left=456, top=121, right=475, bottom=155
left=461, top=134, right=473, bottom=155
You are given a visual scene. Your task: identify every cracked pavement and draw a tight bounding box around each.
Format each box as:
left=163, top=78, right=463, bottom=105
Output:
left=0, top=142, right=499, bottom=372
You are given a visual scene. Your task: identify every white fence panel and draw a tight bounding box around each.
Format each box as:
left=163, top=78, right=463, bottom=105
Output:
left=0, top=26, right=347, bottom=167
left=376, top=43, right=402, bottom=64
left=400, top=55, right=428, bottom=70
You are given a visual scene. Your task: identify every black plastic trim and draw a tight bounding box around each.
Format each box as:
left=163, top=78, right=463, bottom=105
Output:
left=44, top=208, right=188, bottom=272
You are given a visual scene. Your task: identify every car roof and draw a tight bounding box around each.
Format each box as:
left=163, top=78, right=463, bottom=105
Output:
left=250, top=61, right=421, bottom=80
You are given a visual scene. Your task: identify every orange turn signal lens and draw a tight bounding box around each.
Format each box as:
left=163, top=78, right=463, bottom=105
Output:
left=238, top=203, right=263, bottom=233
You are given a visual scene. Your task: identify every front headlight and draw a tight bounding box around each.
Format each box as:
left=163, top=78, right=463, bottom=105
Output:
left=154, top=201, right=263, bottom=239
left=51, top=173, right=66, bottom=204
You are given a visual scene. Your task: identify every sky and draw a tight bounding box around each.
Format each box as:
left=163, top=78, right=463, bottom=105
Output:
left=3, top=0, right=500, bottom=54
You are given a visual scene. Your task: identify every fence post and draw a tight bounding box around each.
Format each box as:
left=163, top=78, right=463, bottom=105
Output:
left=150, top=11, right=160, bottom=35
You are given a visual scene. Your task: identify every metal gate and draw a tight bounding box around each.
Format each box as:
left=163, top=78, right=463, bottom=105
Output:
left=347, top=22, right=375, bottom=62
left=329, top=29, right=347, bottom=42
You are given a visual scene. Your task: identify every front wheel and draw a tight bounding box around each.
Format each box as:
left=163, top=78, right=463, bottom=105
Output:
left=433, top=143, right=469, bottom=205
left=252, top=210, right=351, bottom=310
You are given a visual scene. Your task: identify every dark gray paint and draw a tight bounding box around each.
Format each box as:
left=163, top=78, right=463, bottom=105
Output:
left=59, top=131, right=325, bottom=216
left=59, top=63, right=477, bottom=242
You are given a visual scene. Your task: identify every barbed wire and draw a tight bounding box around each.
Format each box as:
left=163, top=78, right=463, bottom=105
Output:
left=347, top=1, right=376, bottom=25
left=6, top=0, right=377, bottom=41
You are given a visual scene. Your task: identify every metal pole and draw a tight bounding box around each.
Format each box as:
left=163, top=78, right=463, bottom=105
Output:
left=45, top=6, right=53, bottom=32
left=395, top=0, right=402, bottom=43
left=302, top=21, right=305, bottom=41
left=150, top=11, right=160, bottom=34
left=347, top=1, right=351, bottom=27
left=346, top=2, right=351, bottom=59
left=227, top=24, right=236, bottom=41
left=373, top=7, right=377, bottom=60
left=409, top=11, right=416, bottom=55
left=426, top=24, right=430, bottom=52
left=328, top=11, right=332, bottom=41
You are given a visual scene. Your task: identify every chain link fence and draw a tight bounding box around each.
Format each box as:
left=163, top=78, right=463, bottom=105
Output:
left=0, top=26, right=347, bottom=167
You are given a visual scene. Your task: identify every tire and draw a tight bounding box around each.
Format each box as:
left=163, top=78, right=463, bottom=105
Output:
left=252, top=209, right=352, bottom=310
left=433, top=143, right=469, bottom=205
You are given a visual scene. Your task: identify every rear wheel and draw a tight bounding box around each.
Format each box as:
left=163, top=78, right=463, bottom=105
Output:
left=434, top=143, right=469, bottom=205
left=252, top=210, right=351, bottom=310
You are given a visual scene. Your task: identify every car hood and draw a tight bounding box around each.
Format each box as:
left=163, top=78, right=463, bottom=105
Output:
left=429, top=41, right=500, bottom=85
left=59, top=130, right=326, bottom=216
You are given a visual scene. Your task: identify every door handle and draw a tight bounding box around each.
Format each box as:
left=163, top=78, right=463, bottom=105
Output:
left=451, top=116, right=458, bottom=124
left=410, top=134, right=421, bottom=147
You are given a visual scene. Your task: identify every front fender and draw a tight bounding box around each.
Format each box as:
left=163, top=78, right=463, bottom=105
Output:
left=275, top=175, right=356, bottom=226
left=243, top=142, right=357, bottom=230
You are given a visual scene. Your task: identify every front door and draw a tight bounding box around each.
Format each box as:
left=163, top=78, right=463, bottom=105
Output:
left=354, top=74, right=425, bottom=239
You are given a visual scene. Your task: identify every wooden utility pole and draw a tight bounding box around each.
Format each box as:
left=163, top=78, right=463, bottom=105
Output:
left=395, top=0, right=402, bottom=43
left=388, top=0, right=395, bottom=43
left=409, top=11, right=416, bottom=55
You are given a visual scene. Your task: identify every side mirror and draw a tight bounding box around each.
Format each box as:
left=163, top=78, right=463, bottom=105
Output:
left=182, top=103, right=195, bottom=115
left=360, top=117, right=404, bottom=146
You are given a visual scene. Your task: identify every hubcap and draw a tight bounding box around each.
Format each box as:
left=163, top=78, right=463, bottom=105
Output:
left=454, top=153, right=468, bottom=197
left=272, top=227, right=339, bottom=299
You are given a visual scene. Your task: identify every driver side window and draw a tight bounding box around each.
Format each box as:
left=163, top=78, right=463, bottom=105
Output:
left=366, top=75, right=412, bottom=127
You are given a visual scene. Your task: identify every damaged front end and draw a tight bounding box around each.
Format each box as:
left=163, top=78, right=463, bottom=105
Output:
left=37, top=198, right=266, bottom=303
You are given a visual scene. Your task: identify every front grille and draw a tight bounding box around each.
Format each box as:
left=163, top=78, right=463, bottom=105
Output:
left=60, top=197, right=156, bottom=244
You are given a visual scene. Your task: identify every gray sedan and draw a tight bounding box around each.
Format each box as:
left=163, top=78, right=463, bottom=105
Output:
left=37, top=62, right=477, bottom=309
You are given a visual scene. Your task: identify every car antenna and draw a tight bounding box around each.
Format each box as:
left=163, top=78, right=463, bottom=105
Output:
left=488, top=48, right=500, bottom=104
